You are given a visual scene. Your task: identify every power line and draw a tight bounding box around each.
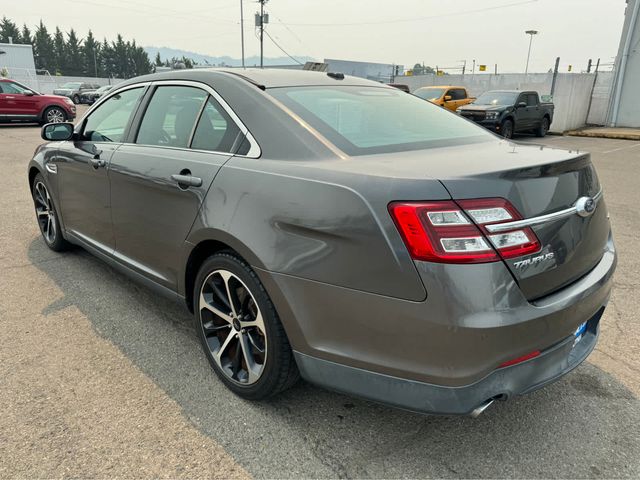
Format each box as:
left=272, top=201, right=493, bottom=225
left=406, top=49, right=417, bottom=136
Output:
left=272, top=0, right=538, bottom=27
left=263, top=30, right=303, bottom=65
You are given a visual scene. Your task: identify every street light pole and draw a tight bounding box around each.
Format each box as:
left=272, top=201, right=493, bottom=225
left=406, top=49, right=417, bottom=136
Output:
left=524, top=30, right=539, bottom=75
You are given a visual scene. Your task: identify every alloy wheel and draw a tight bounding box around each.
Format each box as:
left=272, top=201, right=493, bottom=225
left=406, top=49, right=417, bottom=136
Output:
left=199, top=269, right=267, bottom=385
left=33, top=181, right=57, bottom=244
left=46, top=108, right=65, bottom=123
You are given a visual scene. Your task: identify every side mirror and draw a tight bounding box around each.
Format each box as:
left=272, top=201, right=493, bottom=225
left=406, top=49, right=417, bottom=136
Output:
left=41, top=122, right=75, bottom=141
left=444, top=95, right=453, bottom=101
left=24, top=91, right=35, bottom=96
left=517, top=101, right=527, bottom=108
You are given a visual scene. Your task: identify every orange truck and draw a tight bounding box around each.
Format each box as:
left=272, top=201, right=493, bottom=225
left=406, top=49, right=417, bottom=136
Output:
left=413, top=86, right=475, bottom=112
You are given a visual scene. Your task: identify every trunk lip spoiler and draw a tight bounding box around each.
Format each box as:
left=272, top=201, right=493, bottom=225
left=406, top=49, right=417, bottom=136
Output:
left=485, top=189, right=603, bottom=233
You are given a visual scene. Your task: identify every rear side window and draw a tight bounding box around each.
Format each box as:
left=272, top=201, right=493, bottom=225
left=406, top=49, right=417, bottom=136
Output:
left=270, top=86, right=493, bottom=156
left=136, top=86, right=207, bottom=148
left=1, top=82, right=30, bottom=94
left=83, top=87, right=144, bottom=142
left=527, top=93, right=538, bottom=106
left=191, top=97, right=241, bottom=153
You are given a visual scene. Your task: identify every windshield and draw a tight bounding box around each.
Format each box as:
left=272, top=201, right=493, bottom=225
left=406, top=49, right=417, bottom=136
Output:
left=474, top=91, right=518, bottom=106
left=270, top=86, right=493, bottom=156
left=61, top=82, right=82, bottom=89
left=414, top=88, right=446, bottom=101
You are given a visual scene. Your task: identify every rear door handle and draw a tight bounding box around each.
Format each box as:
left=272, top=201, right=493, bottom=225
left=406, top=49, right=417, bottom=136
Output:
left=171, top=173, right=202, bottom=188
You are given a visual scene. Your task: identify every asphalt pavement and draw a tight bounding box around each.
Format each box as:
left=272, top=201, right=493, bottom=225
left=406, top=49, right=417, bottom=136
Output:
left=1, top=113, right=639, bottom=478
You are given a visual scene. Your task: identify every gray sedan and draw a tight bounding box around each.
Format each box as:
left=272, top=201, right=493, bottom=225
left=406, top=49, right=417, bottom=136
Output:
left=28, top=69, right=616, bottom=416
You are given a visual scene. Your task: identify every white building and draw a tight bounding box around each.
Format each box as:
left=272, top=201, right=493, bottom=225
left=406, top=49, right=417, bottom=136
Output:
left=0, top=42, right=37, bottom=83
left=608, top=0, right=640, bottom=127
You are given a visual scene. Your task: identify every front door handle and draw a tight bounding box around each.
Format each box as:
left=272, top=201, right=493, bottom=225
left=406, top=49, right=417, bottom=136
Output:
left=171, top=173, right=202, bottom=188
left=90, top=157, right=106, bottom=169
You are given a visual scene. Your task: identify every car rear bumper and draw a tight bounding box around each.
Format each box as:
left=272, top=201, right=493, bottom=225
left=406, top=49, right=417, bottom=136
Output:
left=294, top=308, right=602, bottom=415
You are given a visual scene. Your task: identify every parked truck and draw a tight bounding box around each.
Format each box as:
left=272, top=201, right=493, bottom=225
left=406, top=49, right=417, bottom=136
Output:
left=413, top=86, right=476, bottom=112
left=457, top=90, right=554, bottom=138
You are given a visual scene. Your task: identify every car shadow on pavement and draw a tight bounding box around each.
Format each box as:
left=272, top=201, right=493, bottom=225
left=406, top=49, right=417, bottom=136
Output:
left=28, top=238, right=640, bottom=479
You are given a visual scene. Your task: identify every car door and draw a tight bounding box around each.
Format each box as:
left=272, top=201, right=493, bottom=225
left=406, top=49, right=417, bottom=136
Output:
left=54, top=86, right=146, bottom=253
left=450, top=88, right=467, bottom=111
left=527, top=92, right=542, bottom=129
left=108, top=82, right=244, bottom=290
left=514, top=93, right=533, bottom=131
left=0, top=81, right=38, bottom=118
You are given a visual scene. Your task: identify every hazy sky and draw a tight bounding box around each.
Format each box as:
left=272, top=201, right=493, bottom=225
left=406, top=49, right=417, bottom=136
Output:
left=4, top=0, right=629, bottom=72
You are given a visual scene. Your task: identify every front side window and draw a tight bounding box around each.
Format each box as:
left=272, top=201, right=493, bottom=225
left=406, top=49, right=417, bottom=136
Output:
left=136, top=86, right=207, bottom=148
left=270, top=86, right=493, bottom=156
left=82, top=87, right=144, bottom=142
left=527, top=93, right=538, bottom=106
left=61, top=82, right=82, bottom=89
left=191, top=97, right=241, bottom=153
left=1, top=81, right=31, bottom=94
left=451, top=89, right=466, bottom=100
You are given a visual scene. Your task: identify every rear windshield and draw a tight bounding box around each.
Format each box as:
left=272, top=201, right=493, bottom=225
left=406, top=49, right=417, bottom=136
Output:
left=474, top=91, right=518, bottom=106
left=61, top=82, right=82, bottom=89
left=270, top=86, right=493, bottom=156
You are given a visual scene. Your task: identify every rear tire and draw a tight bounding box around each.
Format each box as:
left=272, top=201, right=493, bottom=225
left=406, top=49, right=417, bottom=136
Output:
left=32, top=173, right=69, bottom=252
left=194, top=251, right=299, bottom=400
left=501, top=119, right=514, bottom=139
left=536, top=117, right=550, bottom=137
left=72, top=94, right=80, bottom=104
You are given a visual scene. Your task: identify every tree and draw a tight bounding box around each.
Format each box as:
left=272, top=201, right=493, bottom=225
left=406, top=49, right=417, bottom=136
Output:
left=99, top=38, right=114, bottom=77
left=154, top=52, right=163, bottom=67
left=82, top=30, right=99, bottom=77
left=66, top=29, right=83, bottom=76
left=53, top=27, right=66, bottom=75
left=33, top=21, right=55, bottom=73
left=21, top=24, right=32, bottom=45
left=0, top=16, right=21, bottom=43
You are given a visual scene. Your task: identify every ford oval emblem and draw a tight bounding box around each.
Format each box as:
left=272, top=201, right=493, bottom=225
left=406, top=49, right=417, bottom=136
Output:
left=575, top=196, right=596, bottom=217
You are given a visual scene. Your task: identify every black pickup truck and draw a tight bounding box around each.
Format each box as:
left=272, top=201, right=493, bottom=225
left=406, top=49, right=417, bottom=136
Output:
left=457, top=90, right=554, bottom=138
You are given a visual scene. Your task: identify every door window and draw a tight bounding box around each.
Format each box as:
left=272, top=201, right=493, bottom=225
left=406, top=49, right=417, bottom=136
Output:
left=82, top=87, right=144, bottom=143
left=1, top=81, right=31, bottom=94
left=450, top=89, right=466, bottom=100
left=136, top=86, right=207, bottom=148
left=527, top=93, right=538, bottom=106
left=191, top=97, right=241, bottom=153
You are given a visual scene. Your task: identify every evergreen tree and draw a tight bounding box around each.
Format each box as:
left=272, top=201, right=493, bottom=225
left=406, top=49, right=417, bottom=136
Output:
left=0, top=17, right=21, bottom=43
left=53, top=27, right=66, bottom=75
left=99, top=38, right=114, bottom=78
left=21, top=24, right=32, bottom=45
left=154, top=52, right=162, bottom=67
left=33, top=21, right=55, bottom=73
left=65, top=29, right=83, bottom=76
left=82, top=30, right=100, bottom=77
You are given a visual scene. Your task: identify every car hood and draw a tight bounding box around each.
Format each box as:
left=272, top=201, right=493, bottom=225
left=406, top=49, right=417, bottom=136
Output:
left=40, top=93, right=72, bottom=102
left=460, top=104, right=509, bottom=111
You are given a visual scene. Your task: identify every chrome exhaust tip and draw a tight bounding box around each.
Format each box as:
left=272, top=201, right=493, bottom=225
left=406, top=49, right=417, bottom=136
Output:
left=469, top=399, right=495, bottom=418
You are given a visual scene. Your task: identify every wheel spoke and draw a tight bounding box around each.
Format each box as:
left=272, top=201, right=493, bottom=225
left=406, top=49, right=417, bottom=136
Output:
left=247, top=330, right=265, bottom=354
left=37, top=209, right=49, bottom=218
left=199, top=292, right=233, bottom=324
left=242, top=310, right=265, bottom=333
left=215, top=330, right=237, bottom=364
left=239, top=333, right=260, bottom=383
left=220, top=271, right=238, bottom=317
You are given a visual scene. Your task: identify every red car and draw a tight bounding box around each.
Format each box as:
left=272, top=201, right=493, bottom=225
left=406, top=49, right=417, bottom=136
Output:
left=0, top=79, right=76, bottom=125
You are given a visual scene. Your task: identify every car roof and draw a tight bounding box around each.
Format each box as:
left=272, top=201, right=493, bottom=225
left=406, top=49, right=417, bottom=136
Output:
left=125, top=68, right=383, bottom=90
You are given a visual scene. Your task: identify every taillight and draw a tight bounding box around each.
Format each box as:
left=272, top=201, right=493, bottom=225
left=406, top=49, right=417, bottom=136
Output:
left=388, top=198, right=540, bottom=264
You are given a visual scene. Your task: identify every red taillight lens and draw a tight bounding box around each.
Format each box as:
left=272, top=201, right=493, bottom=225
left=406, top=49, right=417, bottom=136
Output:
left=498, top=350, right=541, bottom=368
left=388, top=198, right=541, bottom=264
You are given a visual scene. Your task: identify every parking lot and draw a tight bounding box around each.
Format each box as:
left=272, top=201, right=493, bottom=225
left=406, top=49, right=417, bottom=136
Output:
left=1, top=109, right=639, bottom=478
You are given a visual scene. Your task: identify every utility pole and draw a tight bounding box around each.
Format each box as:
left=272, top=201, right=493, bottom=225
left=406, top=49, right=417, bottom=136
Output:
left=524, top=30, right=539, bottom=75
left=459, top=59, right=467, bottom=75
left=93, top=47, right=98, bottom=77
left=472, top=59, right=476, bottom=77
left=256, top=0, right=269, bottom=68
left=240, top=0, right=245, bottom=68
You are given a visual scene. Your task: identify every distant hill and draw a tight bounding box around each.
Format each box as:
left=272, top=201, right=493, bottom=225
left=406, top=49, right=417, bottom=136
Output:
left=144, top=46, right=315, bottom=67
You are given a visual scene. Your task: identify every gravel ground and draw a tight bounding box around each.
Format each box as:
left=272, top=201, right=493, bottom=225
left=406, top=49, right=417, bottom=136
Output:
left=0, top=112, right=639, bottom=478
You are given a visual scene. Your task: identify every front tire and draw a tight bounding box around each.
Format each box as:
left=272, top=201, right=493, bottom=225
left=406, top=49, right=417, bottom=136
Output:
left=42, top=106, right=67, bottom=125
left=194, top=252, right=299, bottom=400
left=32, top=174, right=69, bottom=252
left=501, top=119, right=514, bottom=139
left=72, top=94, right=80, bottom=104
